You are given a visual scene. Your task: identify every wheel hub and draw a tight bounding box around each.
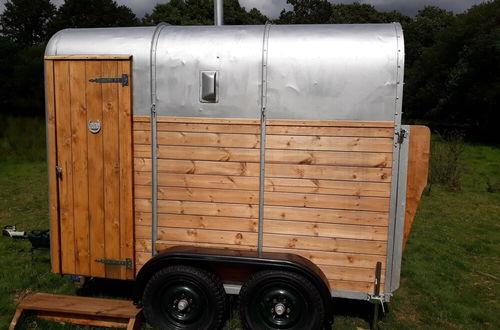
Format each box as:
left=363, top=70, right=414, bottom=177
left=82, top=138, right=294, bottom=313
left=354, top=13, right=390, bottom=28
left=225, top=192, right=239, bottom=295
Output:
left=177, top=298, right=189, bottom=311
left=274, top=302, right=286, bottom=316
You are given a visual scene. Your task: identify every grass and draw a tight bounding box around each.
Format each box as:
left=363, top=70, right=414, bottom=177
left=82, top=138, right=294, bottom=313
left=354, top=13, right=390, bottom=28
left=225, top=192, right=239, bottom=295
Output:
left=0, top=120, right=498, bottom=329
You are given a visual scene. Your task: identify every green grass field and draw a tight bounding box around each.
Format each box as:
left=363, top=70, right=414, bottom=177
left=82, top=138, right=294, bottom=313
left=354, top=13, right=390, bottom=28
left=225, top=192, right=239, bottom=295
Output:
left=0, top=122, right=498, bottom=328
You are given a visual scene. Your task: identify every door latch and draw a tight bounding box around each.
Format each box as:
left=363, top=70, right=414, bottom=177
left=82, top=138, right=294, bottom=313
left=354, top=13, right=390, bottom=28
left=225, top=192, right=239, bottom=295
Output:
left=55, top=166, right=62, bottom=179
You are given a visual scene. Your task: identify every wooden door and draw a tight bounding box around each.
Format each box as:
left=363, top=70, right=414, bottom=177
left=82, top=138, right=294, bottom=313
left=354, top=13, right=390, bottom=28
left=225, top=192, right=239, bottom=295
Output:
left=46, top=57, right=134, bottom=280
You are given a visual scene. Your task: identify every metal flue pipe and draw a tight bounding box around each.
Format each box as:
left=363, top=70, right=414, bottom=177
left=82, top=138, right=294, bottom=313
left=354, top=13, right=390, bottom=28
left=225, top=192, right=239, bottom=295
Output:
left=214, top=0, right=224, bottom=25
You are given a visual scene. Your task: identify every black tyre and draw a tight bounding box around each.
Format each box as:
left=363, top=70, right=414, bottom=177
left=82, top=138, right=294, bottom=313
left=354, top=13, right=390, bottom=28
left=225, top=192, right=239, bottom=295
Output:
left=239, top=270, right=325, bottom=330
left=142, top=265, right=226, bottom=330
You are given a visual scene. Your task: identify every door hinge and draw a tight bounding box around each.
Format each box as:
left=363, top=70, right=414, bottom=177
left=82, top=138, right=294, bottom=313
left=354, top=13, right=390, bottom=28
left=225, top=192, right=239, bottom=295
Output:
left=95, top=258, right=133, bottom=269
left=89, top=74, right=128, bottom=86
left=396, top=128, right=407, bottom=144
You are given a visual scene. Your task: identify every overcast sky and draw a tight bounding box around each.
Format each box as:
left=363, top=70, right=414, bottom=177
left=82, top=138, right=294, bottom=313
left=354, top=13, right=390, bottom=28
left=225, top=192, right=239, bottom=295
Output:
left=0, top=0, right=490, bottom=19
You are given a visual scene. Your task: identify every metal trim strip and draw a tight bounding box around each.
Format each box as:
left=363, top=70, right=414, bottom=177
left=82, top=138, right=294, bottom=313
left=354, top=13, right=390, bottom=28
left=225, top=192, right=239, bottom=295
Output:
left=384, top=23, right=406, bottom=293
left=150, top=23, right=168, bottom=257
left=257, top=22, right=272, bottom=256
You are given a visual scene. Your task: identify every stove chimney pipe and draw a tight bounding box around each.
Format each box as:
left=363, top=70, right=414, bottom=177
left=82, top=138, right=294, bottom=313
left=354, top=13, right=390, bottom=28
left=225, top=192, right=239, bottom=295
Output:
left=214, top=0, right=223, bottom=26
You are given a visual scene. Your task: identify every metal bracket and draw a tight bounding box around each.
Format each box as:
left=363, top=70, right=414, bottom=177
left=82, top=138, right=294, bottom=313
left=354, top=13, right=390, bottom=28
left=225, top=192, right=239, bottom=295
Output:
left=95, top=258, right=132, bottom=270
left=89, top=74, right=128, bottom=86
left=396, top=128, right=407, bottom=144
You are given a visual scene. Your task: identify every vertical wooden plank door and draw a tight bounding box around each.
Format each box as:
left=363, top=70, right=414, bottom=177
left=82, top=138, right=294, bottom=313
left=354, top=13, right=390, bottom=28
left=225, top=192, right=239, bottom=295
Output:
left=48, top=58, right=134, bottom=280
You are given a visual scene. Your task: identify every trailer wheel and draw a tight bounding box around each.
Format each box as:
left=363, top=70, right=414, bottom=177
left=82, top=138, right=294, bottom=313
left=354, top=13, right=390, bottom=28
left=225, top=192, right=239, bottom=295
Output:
left=142, top=265, right=226, bottom=330
left=239, top=270, right=325, bottom=330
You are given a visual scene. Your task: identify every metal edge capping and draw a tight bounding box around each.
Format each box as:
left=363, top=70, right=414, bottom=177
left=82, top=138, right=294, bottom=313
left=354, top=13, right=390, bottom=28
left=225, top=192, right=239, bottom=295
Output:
left=383, top=22, right=406, bottom=298
left=257, top=22, right=272, bottom=256
left=150, top=23, right=168, bottom=257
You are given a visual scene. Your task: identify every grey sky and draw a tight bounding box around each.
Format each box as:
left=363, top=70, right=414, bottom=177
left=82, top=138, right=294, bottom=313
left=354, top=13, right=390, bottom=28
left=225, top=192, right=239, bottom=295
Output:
left=0, top=0, right=490, bottom=19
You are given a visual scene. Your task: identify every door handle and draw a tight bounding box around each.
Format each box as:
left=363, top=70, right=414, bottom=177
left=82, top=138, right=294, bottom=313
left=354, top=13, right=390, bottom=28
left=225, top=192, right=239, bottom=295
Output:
left=56, top=166, right=62, bottom=179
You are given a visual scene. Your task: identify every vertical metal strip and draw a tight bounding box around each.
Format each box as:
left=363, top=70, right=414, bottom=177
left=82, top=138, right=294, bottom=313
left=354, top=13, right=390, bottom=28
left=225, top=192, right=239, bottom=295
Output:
left=384, top=23, right=405, bottom=295
left=150, top=23, right=167, bottom=256
left=257, top=22, right=271, bottom=256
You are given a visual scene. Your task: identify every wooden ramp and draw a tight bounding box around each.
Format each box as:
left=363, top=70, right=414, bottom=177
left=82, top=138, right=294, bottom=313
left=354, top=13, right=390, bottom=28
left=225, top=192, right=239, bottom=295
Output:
left=9, top=293, right=142, bottom=330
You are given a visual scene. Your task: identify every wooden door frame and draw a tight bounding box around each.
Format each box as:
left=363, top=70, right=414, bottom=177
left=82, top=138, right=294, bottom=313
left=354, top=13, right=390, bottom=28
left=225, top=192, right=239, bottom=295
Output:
left=45, top=55, right=134, bottom=278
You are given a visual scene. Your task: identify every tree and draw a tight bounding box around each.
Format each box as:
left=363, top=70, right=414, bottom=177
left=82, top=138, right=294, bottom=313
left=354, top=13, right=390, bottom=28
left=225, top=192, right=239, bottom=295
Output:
left=277, top=0, right=332, bottom=24
left=49, top=0, right=138, bottom=35
left=0, top=0, right=56, bottom=46
left=404, top=1, right=500, bottom=141
left=143, top=0, right=267, bottom=26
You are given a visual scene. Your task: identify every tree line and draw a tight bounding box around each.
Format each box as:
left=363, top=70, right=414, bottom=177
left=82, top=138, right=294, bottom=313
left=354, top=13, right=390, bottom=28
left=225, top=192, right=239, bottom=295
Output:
left=0, top=0, right=498, bottom=142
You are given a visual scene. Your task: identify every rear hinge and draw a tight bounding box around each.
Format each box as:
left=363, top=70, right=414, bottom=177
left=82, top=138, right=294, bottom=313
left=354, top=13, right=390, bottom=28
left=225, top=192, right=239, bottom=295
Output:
left=95, top=258, right=132, bottom=269
left=89, top=74, right=128, bottom=86
left=396, top=128, right=407, bottom=144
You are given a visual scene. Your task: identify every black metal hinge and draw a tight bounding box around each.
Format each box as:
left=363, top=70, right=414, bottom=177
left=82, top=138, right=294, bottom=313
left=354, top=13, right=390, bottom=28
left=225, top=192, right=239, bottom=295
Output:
left=95, top=258, right=132, bottom=269
left=89, top=74, right=128, bottom=86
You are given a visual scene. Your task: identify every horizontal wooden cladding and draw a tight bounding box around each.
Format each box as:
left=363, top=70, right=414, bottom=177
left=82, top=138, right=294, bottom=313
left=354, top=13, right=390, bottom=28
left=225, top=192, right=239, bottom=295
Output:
left=135, top=199, right=259, bottom=218
left=135, top=213, right=258, bottom=233
left=136, top=226, right=258, bottom=246
left=330, top=280, right=379, bottom=292
left=135, top=226, right=384, bottom=255
left=134, top=212, right=384, bottom=241
left=134, top=116, right=393, bottom=128
left=134, top=122, right=393, bottom=138
left=263, top=247, right=385, bottom=269
left=135, top=198, right=388, bottom=227
left=135, top=186, right=389, bottom=212
left=267, top=119, right=394, bottom=128
left=320, top=264, right=385, bottom=283
left=134, top=159, right=391, bottom=182
left=133, top=131, right=393, bottom=153
left=135, top=172, right=390, bottom=198
left=134, top=145, right=392, bottom=168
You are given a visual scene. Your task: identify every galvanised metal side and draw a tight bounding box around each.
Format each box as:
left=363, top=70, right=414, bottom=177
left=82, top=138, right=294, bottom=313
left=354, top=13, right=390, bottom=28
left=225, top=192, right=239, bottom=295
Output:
left=46, top=24, right=402, bottom=121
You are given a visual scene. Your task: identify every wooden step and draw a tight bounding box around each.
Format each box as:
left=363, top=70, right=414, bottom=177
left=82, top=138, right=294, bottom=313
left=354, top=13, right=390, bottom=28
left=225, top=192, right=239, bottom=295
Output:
left=9, top=293, right=142, bottom=329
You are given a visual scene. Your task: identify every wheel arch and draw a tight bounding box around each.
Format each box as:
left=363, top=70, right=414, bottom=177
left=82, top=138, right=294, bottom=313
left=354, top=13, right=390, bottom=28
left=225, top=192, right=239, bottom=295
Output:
left=133, top=246, right=333, bottom=326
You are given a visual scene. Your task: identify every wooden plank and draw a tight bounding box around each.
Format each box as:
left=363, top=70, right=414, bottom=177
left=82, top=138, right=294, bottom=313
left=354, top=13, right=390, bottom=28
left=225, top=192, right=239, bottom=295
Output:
left=266, top=135, right=393, bottom=152
left=266, top=149, right=392, bottom=167
left=136, top=240, right=256, bottom=254
left=266, top=163, right=391, bottom=182
left=118, top=60, right=134, bottom=279
left=18, top=293, right=140, bottom=318
left=54, top=60, right=76, bottom=275
left=329, top=279, right=378, bottom=292
left=69, top=60, right=90, bottom=276
left=263, top=234, right=387, bottom=255
left=156, top=116, right=260, bottom=125
left=37, top=312, right=129, bottom=328
left=267, top=119, right=394, bottom=128
left=135, top=158, right=260, bottom=176
left=263, top=247, right=386, bottom=269
left=264, top=191, right=389, bottom=212
left=133, top=145, right=392, bottom=168
left=135, top=172, right=390, bottom=198
left=135, top=158, right=391, bottom=182
left=265, top=177, right=391, bottom=197
left=153, top=122, right=261, bottom=134
left=136, top=226, right=258, bottom=246
left=319, top=264, right=385, bottom=282
left=136, top=213, right=258, bottom=232
left=133, top=115, right=150, bottom=122
left=86, top=60, right=106, bottom=277
left=264, top=205, right=388, bottom=226
left=102, top=60, right=121, bottom=279
left=136, top=186, right=388, bottom=212
left=267, top=125, right=394, bottom=137
left=264, top=220, right=388, bottom=241
left=45, top=55, right=132, bottom=60
left=137, top=186, right=260, bottom=205
left=404, top=126, right=431, bottom=248
left=134, top=131, right=261, bottom=148
left=135, top=199, right=259, bottom=218
left=45, top=60, right=61, bottom=274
